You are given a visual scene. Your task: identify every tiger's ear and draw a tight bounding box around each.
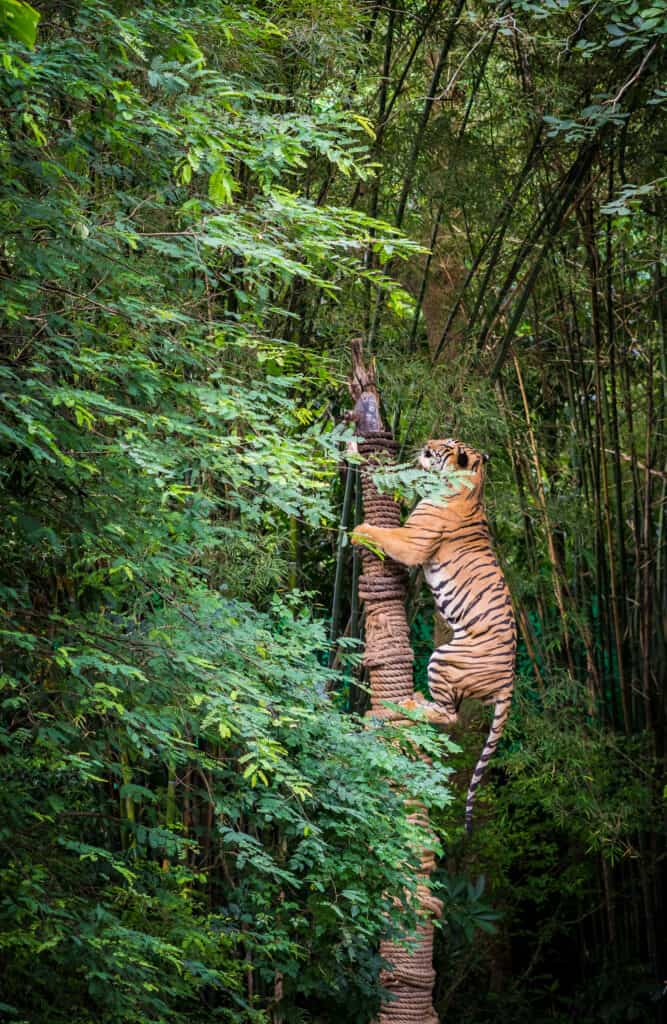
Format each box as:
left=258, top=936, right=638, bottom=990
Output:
left=482, top=452, right=490, bottom=463
left=456, top=447, right=468, bottom=468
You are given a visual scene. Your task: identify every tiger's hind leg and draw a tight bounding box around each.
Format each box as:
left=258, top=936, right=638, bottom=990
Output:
left=369, top=646, right=458, bottom=724
left=428, top=634, right=502, bottom=707
left=423, top=651, right=459, bottom=726
left=368, top=640, right=461, bottom=726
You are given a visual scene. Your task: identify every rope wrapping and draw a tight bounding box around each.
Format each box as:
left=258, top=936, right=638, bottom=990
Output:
left=352, top=429, right=441, bottom=1024
left=347, top=343, right=441, bottom=1023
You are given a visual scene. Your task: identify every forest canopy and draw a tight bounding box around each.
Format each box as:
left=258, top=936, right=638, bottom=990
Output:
left=0, top=1, right=664, bottom=1022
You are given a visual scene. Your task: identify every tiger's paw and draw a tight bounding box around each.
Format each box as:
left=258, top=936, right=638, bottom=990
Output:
left=404, top=692, right=457, bottom=726
left=366, top=693, right=457, bottom=726
left=350, top=522, right=377, bottom=546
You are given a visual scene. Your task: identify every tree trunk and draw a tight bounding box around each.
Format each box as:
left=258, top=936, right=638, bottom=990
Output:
left=348, top=338, right=441, bottom=1024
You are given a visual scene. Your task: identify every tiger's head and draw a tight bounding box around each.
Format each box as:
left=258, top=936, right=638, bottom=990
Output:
left=418, top=438, right=489, bottom=491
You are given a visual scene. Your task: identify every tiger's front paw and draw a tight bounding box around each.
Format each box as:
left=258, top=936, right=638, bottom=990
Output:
left=350, top=522, right=377, bottom=546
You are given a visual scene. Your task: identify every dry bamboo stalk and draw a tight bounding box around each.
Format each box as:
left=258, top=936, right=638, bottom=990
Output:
left=512, top=349, right=607, bottom=703
left=512, top=353, right=576, bottom=672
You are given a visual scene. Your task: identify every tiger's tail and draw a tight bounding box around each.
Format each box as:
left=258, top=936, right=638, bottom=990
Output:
left=465, top=694, right=512, bottom=836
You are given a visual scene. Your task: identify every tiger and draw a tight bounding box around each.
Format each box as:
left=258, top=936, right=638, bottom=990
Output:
left=351, top=438, right=516, bottom=835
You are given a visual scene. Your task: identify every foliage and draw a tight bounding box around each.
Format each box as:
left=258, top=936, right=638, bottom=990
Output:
left=319, top=0, right=665, bottom=1016
left=1, top=0, right=665, bottom=1021
left=0, top=2, right=450, bottom=1021
left=371, top=461, right=474, bottom=506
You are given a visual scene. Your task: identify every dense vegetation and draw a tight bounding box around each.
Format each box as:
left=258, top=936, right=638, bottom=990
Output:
left=0, top=1, right=664, bottom=1023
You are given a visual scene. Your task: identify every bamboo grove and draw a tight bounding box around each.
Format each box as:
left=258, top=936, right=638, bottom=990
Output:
left=0, top=1, right=665, bottom=1023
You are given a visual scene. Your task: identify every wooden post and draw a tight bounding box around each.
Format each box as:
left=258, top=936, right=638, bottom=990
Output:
left=348, top=338, right=441, bottom=1024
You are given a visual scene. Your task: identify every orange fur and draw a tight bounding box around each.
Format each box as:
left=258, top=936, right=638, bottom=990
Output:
left=352, top=439, right=516, bottom=834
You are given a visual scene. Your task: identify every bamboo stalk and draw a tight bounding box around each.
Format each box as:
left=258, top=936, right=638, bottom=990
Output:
left=489, top=146, right=598, bottom=380
left=393, top=0, right=466, bottom=232
left=120, top=748, right=135, bottom=851
left=603, top=164, right=631, bottom=732
left=328, top=462, right=355, bottom=668
left=432, top=122, right=544, bottom=362
left=162, top=759, right=177, bottom=871
left=409, top=24, right=500, bottom=356
left=512, top=350, right=577, bottom=680
left=367, top=0, right=466, bottom=347
left=640, top=348, right=654, bottom=735
left=581, top=192, right=623, bottom=727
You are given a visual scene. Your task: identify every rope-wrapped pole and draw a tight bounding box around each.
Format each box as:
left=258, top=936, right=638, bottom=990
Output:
left=348, top=338, right=441, bottom=1024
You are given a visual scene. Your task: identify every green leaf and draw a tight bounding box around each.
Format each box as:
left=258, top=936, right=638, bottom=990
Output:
left=208, top=160, right=235, bottom=205
left=0, top=0, right=40, bottom=47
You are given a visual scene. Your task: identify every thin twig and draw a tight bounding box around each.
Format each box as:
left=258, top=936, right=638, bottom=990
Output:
left=606, top=42, right=658, bottom=109
left=604, top=448, right=666, bottom=480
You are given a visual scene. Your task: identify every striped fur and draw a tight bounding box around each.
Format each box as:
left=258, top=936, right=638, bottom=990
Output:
left=353, top=439, right=516, bottom=835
